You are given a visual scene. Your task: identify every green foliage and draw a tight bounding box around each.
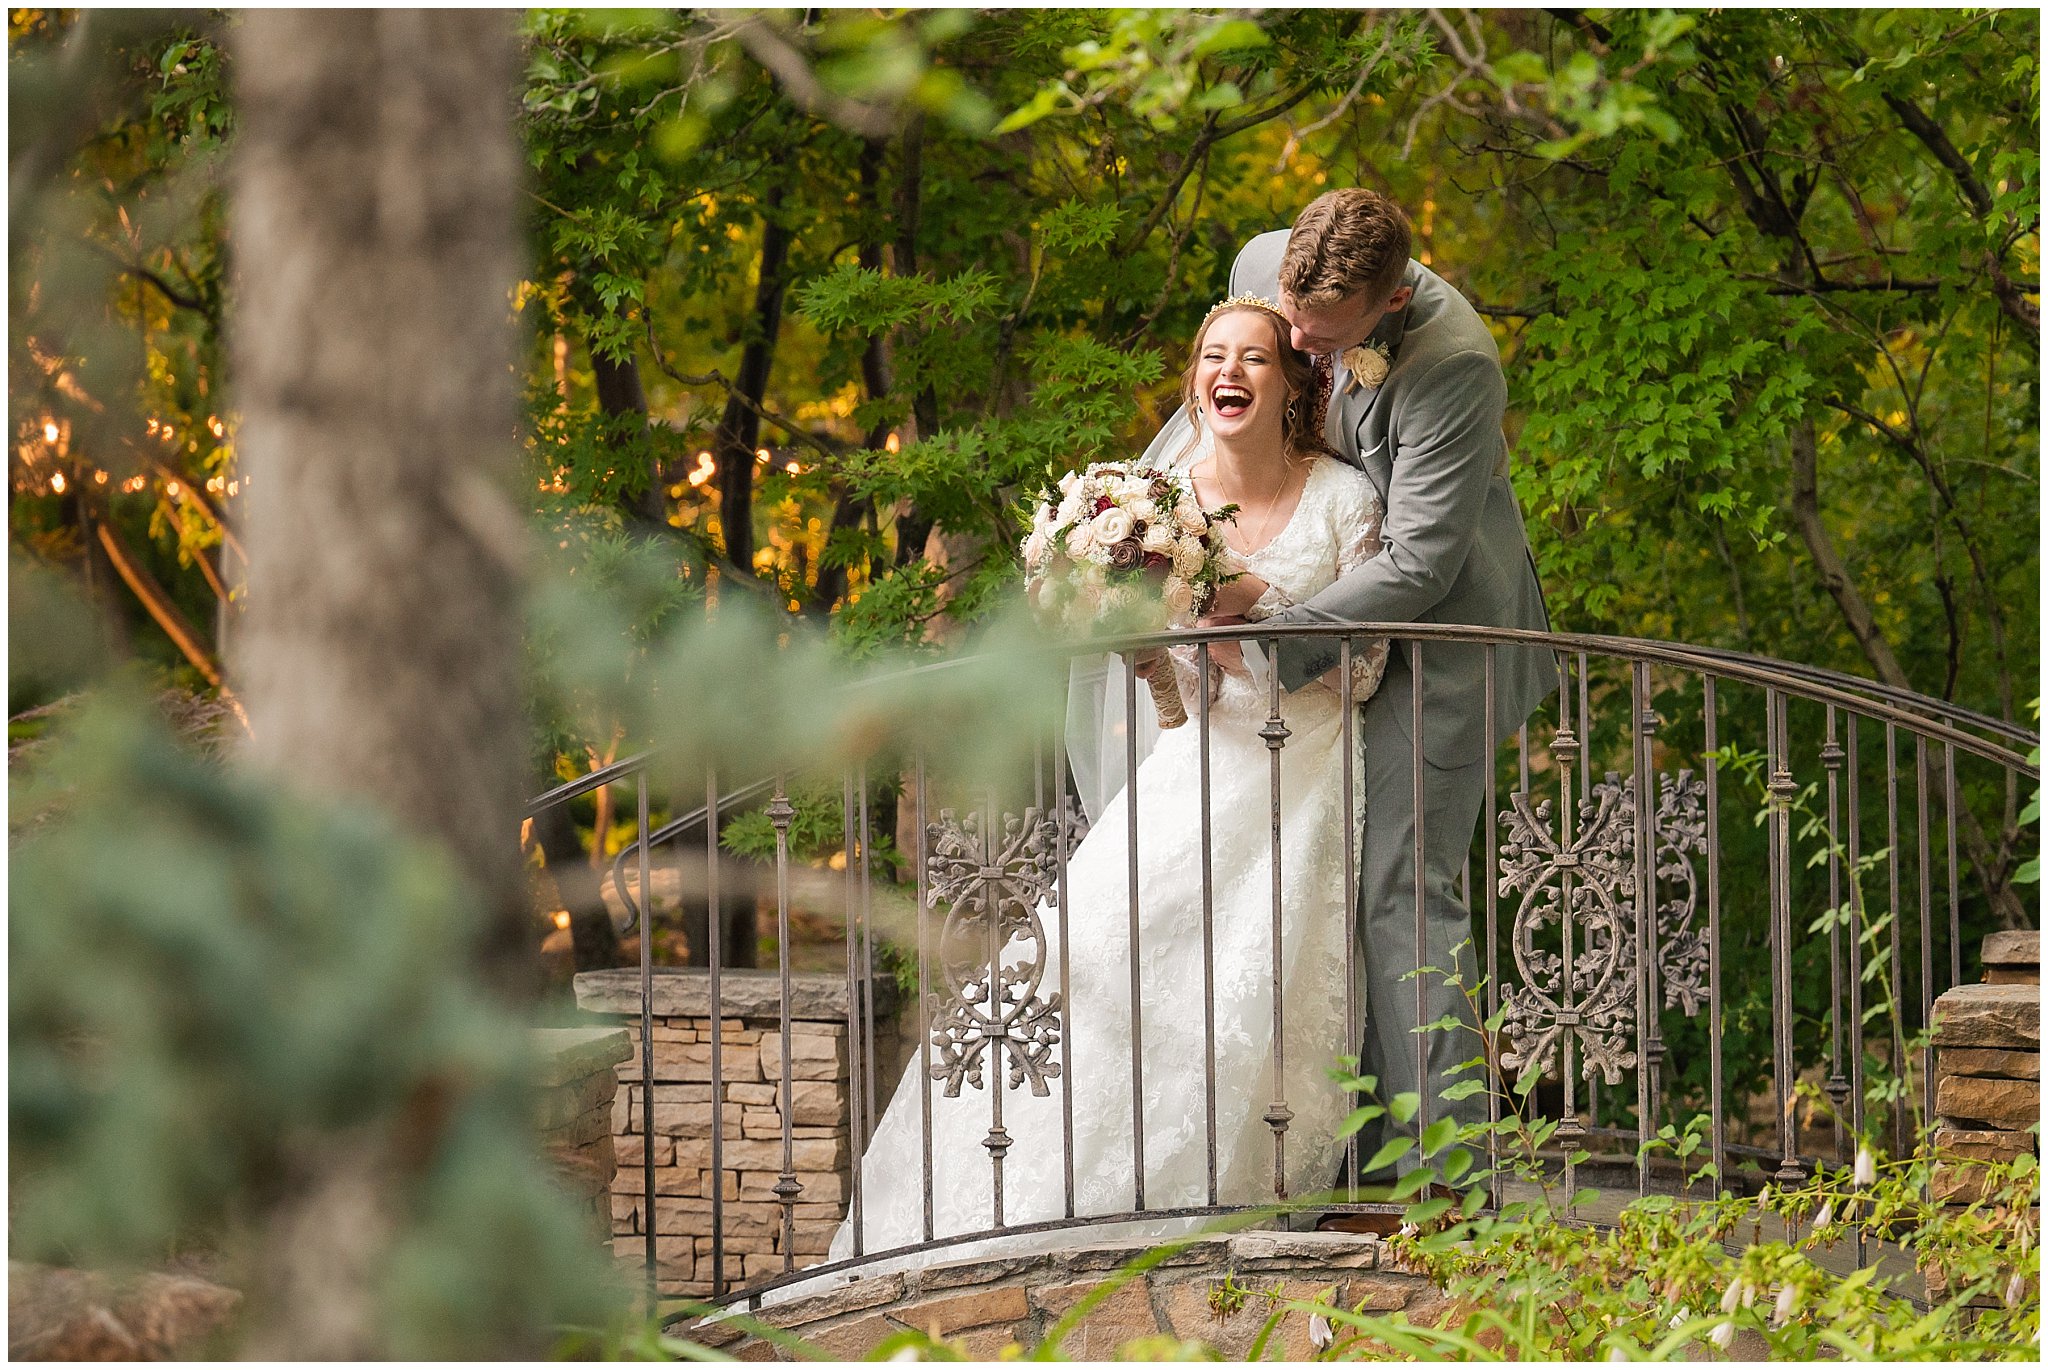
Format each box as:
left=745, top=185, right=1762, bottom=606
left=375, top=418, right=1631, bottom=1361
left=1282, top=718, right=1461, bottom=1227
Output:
left=8, top=689, right=626, bottom=1354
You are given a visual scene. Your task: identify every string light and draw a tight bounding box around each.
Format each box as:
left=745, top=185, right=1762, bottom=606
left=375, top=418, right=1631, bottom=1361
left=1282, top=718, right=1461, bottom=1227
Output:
left=885, top=433, right=901, bottom=453
left=49, top=471, right=66, bottom=493
left=207, top=416, right=225, bottom=438
left=787, top=462, right=802, bottom=476
left=754, top=447, right=771, bottom=465
left=165, top=480, right=181, bottom=497
left=93, top=470, right=107, bottom=485
left=225, top=480, right=238, bottom=496
left=42, top=420, right=59, bottom=444
left=552, top=910, right=572, bottom=931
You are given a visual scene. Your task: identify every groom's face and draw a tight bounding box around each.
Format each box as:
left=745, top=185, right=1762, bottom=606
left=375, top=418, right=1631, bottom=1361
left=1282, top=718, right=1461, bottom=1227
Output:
left=1279, top=285, right=1413, bottom=357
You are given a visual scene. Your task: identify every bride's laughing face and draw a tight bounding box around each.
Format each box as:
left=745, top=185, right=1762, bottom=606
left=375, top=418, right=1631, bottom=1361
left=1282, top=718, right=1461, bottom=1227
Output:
left=1194, top=310, right=1292, bottom=444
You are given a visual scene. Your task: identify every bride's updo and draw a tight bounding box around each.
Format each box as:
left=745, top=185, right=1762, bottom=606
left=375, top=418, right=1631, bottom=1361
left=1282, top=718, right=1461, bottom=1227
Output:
left=1177, top=300, right=1327, bottom=464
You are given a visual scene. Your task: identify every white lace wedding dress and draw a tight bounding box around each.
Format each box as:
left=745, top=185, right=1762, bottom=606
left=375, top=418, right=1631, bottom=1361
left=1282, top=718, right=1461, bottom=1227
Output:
left=825, top=455, right=1389, bottom=1271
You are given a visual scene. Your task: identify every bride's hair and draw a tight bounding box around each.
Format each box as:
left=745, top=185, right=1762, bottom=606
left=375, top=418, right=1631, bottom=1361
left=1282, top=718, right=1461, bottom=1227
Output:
left=1177, top=304, right=1327, bottom=466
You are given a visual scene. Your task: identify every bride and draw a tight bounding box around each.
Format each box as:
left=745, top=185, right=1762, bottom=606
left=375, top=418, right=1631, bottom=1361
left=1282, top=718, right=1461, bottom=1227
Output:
left=827, top=297, right=1389, bottom=1267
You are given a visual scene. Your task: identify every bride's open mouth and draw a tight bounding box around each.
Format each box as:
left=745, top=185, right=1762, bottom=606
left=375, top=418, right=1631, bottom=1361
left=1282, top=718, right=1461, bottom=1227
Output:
left=1210, top=384, right=1252, bottom=418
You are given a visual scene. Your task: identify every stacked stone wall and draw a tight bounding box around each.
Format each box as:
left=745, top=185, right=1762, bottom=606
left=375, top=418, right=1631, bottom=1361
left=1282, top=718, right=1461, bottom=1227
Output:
left=576, top=968, right=894, bottom=1295
left=1924, top=930, right=2040, bottom=1304
left=534, top=1026, right=632, bottom=1237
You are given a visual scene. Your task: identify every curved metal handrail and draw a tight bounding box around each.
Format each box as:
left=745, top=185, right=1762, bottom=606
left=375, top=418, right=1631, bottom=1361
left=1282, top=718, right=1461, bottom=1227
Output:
left=851, top=622, right=2038, bottom=775
left=606, top=775, right=780, bottom=934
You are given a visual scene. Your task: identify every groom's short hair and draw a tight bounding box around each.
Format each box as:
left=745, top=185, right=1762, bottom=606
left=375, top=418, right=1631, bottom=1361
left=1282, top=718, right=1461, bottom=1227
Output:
left=1280, top=189, right=1413, bottom=309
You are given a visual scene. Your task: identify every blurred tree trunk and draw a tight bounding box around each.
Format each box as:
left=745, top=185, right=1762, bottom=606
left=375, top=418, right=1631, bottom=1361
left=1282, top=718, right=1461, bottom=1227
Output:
left=229, top=10, right=533, bottom=1356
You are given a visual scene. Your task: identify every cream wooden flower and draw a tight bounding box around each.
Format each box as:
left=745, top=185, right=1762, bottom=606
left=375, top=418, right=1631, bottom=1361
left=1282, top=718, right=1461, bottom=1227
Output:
left=1341, top=339, right=1392, bottom=393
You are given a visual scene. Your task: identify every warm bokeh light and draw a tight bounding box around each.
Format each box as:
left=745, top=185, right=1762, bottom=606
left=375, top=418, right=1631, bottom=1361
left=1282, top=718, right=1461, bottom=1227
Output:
left=42, top=420, right=59, bottom=443
left=884, top=432, right=901, bottom=453
left=49, top=471, right=66, bottom=493
left=93, top=470, right=108, bottom=485
left=754, top=447, right=771, bottom=465
left=165, top=481, right=181, bottom=497
left=551, top=910, right=571, bottom=931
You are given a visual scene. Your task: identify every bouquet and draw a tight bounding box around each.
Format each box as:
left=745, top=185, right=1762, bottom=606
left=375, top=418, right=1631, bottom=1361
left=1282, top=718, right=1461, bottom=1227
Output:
left=1020, top=462, right=1236, bottom=728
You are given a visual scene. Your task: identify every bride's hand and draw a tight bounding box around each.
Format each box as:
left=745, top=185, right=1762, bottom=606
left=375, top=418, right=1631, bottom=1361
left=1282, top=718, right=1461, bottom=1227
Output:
left=1198, top=615, right=1248, bottom=677
left=1208, top=572, right=1269, bottom=620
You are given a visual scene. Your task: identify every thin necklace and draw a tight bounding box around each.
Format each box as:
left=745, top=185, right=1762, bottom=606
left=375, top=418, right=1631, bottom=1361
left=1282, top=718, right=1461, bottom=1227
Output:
left=1211, top=457, right=1302, bottom=554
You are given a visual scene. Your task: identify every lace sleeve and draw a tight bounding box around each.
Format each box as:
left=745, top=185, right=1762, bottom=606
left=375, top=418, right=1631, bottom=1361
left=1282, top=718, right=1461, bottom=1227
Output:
left=1328, top=474, right=1390, bottom=703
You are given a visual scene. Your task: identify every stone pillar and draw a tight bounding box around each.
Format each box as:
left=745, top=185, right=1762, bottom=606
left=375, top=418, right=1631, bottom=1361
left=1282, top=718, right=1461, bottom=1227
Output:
left=574, top=968, right=896, bottom=1296
left=533, top=1027, right=632, bottom=1237
left=1924, top=931, right=2039, bottom=1303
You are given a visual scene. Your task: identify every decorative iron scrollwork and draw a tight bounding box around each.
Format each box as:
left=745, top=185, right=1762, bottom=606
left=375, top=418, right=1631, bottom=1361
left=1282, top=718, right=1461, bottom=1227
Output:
left=1495, top=770, right=1709, bottom=1084
left=924, top=807, right=1066, bottom=1098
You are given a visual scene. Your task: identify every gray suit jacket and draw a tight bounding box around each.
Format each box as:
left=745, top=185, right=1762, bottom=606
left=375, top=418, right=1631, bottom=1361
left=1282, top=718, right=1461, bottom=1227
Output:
left=1228, top=232, right=1555, bottom=768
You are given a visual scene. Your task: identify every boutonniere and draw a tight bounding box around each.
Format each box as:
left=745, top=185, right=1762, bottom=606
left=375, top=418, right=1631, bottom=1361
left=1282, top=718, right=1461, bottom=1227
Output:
left=1341, top=339, right=1392, bottom=394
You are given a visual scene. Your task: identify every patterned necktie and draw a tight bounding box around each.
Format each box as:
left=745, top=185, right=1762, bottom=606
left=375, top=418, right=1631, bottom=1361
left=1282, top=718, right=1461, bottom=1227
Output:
left=1309, top=353, right=1336, bottom=453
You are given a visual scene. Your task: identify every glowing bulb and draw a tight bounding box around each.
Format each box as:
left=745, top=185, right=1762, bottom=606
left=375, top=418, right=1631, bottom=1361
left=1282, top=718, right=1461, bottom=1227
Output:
left=552, top=910, right=572, bottom=931
left=166, top=480, right=181, bottom=497
left=687, top=467, right=712, bottom=488
left=754, top=447, right=771, bottom=465
left=207, top=416, right=225, bottom=438
left=49, top=471, right=66, bottom=493
left=207, top=476, right=224, bottom=493
left=93, top=470, right=107, bottom=485
left=885, top=433, right=901, bottom=453
left=225, top=481, right=238, bottom=496
left=787, top=462, right=802, bottom=476
left=161, top=426, right=175, bottom=443
left=146, top=418, right=160, bottom=436
left=42, top=420, right=59, bottom=444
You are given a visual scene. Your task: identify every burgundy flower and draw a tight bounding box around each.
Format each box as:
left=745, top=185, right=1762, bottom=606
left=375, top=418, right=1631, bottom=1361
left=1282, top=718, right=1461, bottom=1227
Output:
left=1142, top=551, right=1168, bottom=569
left=1094, top=496, right=1113, bottom=513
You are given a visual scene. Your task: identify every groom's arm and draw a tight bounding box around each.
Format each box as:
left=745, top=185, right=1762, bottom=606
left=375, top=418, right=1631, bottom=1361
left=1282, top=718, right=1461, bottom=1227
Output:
left=1263, top=348, right=1507, bottom=693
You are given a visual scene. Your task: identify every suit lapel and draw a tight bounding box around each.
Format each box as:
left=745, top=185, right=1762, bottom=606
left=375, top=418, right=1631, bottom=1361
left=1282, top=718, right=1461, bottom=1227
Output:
left=1344, top=301, right=1412, bottom=499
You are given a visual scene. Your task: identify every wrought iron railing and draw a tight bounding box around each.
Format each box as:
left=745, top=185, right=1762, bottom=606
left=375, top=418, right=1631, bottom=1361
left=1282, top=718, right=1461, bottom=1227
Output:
left=525, top=623, right=2038, bottom=1309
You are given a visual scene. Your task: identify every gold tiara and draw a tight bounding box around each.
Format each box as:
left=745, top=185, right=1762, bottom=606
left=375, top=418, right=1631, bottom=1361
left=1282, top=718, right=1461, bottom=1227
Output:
left=1203, top=292, right=1287, bottom=325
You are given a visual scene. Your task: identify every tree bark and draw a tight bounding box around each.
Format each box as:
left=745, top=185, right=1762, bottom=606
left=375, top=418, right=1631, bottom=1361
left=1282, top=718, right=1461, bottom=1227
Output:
left=230, top=12, right=532, bottom=1350
left=891, top=116, right=936, bottom=567
left=589, top=328, right=669, bottom=529
left=1786, top=419, right=1911, bottom=691
left=714, top=183, right=793, bottom=573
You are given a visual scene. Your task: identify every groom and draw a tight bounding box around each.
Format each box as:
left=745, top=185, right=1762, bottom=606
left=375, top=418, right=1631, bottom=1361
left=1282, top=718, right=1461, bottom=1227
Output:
left=1174, top=189, right=1554, bottom=1211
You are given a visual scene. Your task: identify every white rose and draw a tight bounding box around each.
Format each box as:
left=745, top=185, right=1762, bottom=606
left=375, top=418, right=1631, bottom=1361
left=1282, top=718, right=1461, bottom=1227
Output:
left=1065, top=524, right=1097, bottom=561
left=1162, top=576, right=1195, bottom=620
left=1141, top=521, right=1174, bottom=553
left=1342, top=341, right=1391, bottom=390
left=1057, top=470, right=1079, bottom=495
left=1023, top=528, right=1049, bottom=568
left=1174, top=500, right=1208, bottom=535
left=1033, top=500, right=1056, bottom=531
left=1094, top=506, right=1135, bottom=545
left=1127, top=496, right=1157, bottom=524
left=1056, top=492, right=1085, bottom=524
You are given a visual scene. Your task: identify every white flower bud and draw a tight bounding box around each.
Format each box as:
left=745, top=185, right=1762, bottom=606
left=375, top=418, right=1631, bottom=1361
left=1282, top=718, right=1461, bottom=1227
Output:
left=2006, top=1271, right=2026, bottom=1308
left=1709, top=1321, right=1736, bottom=1351
left=1812, top=1200, right=1833, bottom=1230
left=1308, top=1313, right=1334, bottom=1350
left=1853, top=1146, right=1877, bottom=1188
left=1773, top=1284, right=1797, bottom=1326
left=1605, top=1345, right=1628, bottom=1362
left=1162, top=577, right=1195, bottom=621
left=1720, top=1280, right=1744, bottom=1316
